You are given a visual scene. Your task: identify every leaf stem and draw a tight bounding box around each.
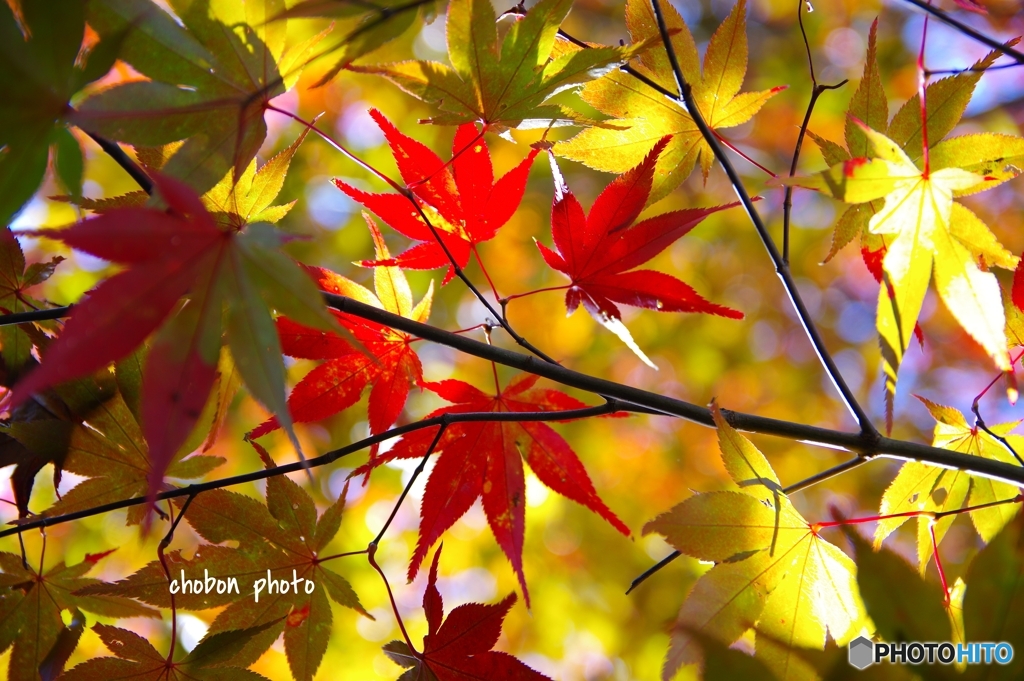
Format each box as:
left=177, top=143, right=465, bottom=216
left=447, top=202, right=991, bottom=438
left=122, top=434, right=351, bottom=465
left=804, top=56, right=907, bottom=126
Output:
left=929, top=521, right=949, bottom=602
left=711, top=129, right=777, bottom=178
left=646, top=0, right=878, bottom=441
left=264, top=104, right=404, bottom=192
left=627, top=454, right=871, bottom=593
left=918, top=10, right=931, bottom=178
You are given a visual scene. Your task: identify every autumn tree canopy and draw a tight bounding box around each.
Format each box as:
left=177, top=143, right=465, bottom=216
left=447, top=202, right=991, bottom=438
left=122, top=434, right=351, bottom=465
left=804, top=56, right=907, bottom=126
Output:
left=1, top=0, right=1024, bottom=679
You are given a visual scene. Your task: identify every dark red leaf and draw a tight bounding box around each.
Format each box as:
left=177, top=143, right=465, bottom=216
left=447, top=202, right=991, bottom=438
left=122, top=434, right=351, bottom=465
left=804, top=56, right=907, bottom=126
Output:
left=382, top=546, right=552, bottom=681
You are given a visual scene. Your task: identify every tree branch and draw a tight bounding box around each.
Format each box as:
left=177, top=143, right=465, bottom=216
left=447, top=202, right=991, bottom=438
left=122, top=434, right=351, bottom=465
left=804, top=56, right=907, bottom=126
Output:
left=4, top=296, right=1024, bottom=492
left=0, top=402, right=621, bottom=537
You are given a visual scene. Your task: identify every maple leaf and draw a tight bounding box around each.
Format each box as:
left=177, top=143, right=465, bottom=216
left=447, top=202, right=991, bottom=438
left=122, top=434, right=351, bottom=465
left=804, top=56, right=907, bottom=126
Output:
left=348, top=0, right=646, bottom=130
left=74, top=0, right=323, bottom=193
left=778, top=121, right=1019, bottom=428
left=643, top=402, right=868, bottom=681
left=250, top=214, right=433, bottom=448
left=553, top=0, right=784, bottom=204
left=59, top=622, right=274, bottom=681
left=36, top=383, right=225, bottom=526
left=786, top=27, right=1023, bottom=426
left=539, top=139, right=743, bottom=367
left=83, top=444, right=366, bottom=681
left=357, top=373, right=630, bottom=602
left=874, top=397, right=1023, bottom=571
left=11, top=173, right=340, bottom=504
left=0, top=228, right=62, bottom=378
left=0, top=549, right=158, bottom=681
left=962, top=513, right=1024, bottom=680
left=0, top=0, right=125, bottom=222
left=201, top=126, right=312, bottom=230
left=839, top=521, right=955, bottom=650
left=383, top=546, right=553, bottom=681
left=334, top=110, right=536, bottom=284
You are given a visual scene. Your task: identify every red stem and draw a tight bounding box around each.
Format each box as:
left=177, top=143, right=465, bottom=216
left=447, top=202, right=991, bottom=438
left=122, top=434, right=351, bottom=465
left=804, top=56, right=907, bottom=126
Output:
left=918, top=11, right=931, bottom=177
left=712, top=129, right=777, bottom=178
left=502, top=285, right=572, bottom=304
left=814, top=494, right=1024, bottom=530
left=973, top=349, right=1024, bottom=406
left=929, top=521, right=950, bottom=603
left=472, top=245, right=501, bottom=301
left=264, top=104, right=404, bottom=192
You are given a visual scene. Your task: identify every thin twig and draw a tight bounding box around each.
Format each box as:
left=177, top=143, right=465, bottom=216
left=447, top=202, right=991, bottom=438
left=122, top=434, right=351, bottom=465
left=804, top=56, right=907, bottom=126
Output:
left=158, top=493, right=196, bottom=664
left=83, top=133, right=153, bottom=195
left=900, top=0, right=1024, bottom=64
left=646, top=0, right=878, bottom=441
left=370, top=422, right=447, bottom=546
left=782, top=0, right=847, bottom=263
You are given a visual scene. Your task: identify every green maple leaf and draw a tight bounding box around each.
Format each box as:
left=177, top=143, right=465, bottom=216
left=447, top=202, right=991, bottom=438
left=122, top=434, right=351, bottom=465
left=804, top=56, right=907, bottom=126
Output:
left=37, top=384, right=225, bottom=525
left=0, top=0, right=124, bottom=223
left=840, top=523, right=954, bottom=648
left=875, top=397, right=1022, bottom=571
left=60, top=622, right=275, bottom=681
left=201, top=127, right=312, bottom=229
left=0, top=549, right=158, bottom=681
left=74, top=0, right=323, bottom=193
left=349, top=0, right=645, bottom=131
left=553, top=0, right=784, bottom=204
left=83, top=446, right=365, bottom=681
left=643, top=402, right=868, bottom=681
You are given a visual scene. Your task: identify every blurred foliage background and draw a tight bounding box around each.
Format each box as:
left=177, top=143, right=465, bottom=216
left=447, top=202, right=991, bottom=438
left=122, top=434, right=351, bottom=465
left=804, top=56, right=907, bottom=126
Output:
left=5, top=0, right=1024, bottom=678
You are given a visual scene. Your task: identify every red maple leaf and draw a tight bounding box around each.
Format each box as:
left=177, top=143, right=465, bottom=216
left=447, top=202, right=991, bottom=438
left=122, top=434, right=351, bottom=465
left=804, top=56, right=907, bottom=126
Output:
left=383, top=546, right=553, bottom=681
left=358, top=373, right=629, bottom=602
left=536, top=138, right=743, bottom=364
left=333, top=109, right=537, bottom=284
left=250, top=215, right=432, bottom=446
left=10, top=175, right=228, bottom=496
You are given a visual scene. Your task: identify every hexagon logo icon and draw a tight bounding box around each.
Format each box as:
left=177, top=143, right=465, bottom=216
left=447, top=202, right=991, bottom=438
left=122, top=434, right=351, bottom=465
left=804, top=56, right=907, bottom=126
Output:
left=848, top=636, right=874, bottom=670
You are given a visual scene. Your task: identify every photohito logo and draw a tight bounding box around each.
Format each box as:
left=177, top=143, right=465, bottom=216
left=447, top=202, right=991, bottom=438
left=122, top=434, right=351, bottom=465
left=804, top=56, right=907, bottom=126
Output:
left=848, top=636, right=1014, bottom=669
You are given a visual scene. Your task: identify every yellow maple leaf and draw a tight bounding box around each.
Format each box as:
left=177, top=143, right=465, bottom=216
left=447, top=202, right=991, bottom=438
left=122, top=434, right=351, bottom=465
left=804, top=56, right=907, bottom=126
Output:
left=552, top=0, right=783, bottom=204
left=875, top=397, right=1022, bottom=571
left=643, top=403, right=868, bottom=681
left=777, top=122, right=1018, bottom=427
